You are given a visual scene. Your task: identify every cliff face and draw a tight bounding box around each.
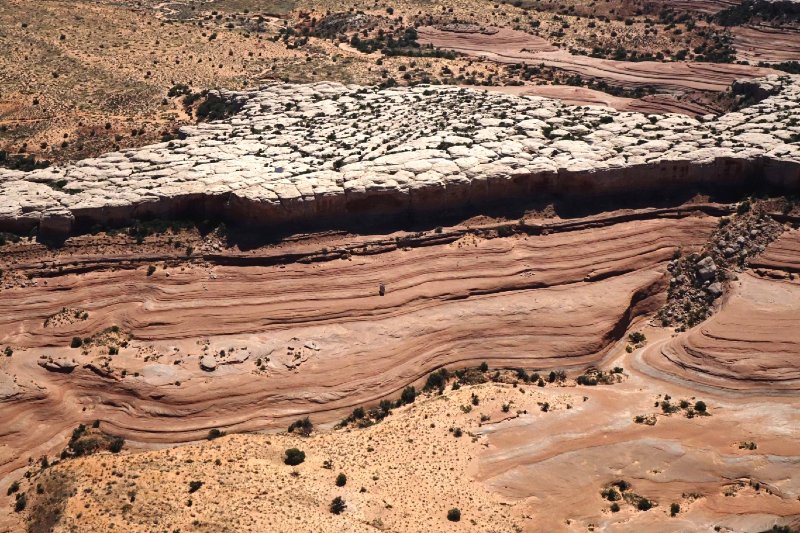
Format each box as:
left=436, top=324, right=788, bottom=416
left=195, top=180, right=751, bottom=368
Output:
left=2, top=75, right=800, bottom=240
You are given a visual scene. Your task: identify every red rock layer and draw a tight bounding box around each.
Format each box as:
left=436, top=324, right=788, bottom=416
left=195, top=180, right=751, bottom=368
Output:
left=647, top=273, right=800, bottom=391
left=0, top=213, right=716, bottom=479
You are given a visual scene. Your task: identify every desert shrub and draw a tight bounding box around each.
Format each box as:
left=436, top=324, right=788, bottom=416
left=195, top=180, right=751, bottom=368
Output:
left=613, top=480, right=631, bottom=491
left=637, top=498, right=653, bottom=511
left=352, top=406, right=365, bottom=419
left=167, top=83, right=191, bottom=97
left=424, top=368, right=449, bottom=391
left=610, top=502, right=620, bottom=512
left=284, top=448, right=305, bottom=466
left=188, top=481, right=203, bottom=493
left=695, top=400, right=707, bottom=413
left=628, top=331, right=646, bottom=344
left=479, top=361, right=489, bottom=372
left=7, top=481, right=19, bottom=495
left=195, top=93, right=244, bottom=122
left=70, top=337, right=82, bottom=348
left=670, top=502, right=680, bottom=516
left=288, top=417, right=314, bottom=437
left=330, top=496, right=347, bottom=514
left=399, top=386, right=417, bottom=405
left=377, top=399, right=393, bottom=419
left=109, top=437, right=124, bottom=453
left=447, top=508, right=461, bottom=522
left=67, top=424, right=117, bottom=457
left=147, top=265, right=156, bottom=276
left=661, top=401, right=678, bottom=414
left=207, top=428, right=225, bottom=440
left=14, top=493, right=26, bottom=512
left=336, top=473, right=347, bottom=487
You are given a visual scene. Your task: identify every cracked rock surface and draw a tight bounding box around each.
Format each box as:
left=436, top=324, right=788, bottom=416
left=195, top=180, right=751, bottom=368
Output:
left=2, top=75, right=800, bottom=237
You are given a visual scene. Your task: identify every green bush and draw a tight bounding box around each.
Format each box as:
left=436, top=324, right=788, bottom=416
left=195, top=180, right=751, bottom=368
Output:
left=336, top=473, right=347, bottom=487
left=330, top=496, right=347, bottom=514
left=399, top=386, right=417, bottom=405
left=637, top=498, right=653, bottom=511
left=207, top=428, right=225, bottom=440
left=695, top=400, right=707, bottom=413
left=14, top=493, right=26, bottom=513
left=670, top=502, right=680, bottom=516
left=447, top=508, right=461, bottom=522
left=167, top=83, right=191, bottom=97
left=424, top=368, right=449, bottom=391
left=628, top=331, right=646, bottom=344
left=288, top=417, right=314, bottom=437
left=188, top=481, right=203, bottom=493
left=70, top=337, right=82, bottom=348
left=109, top=437, right=124, bottom=453
left=284, top=448, right=305, bottom=466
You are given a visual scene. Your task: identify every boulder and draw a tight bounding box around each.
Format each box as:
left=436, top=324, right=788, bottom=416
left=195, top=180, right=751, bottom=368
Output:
left=696, top=256, right=718, bottom=282
left=38, top=358, right=78, bottom=373
left=200, top=354, right=218, bottom=372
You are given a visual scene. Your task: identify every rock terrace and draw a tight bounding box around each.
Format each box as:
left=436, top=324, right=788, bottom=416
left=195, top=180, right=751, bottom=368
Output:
left=2, top=75, right=800, bottom=237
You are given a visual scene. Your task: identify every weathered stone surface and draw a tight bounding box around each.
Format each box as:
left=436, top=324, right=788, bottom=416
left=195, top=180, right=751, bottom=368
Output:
left=38, top=358, right=78, bottom=373
left=2, top=75, right=800, bottom=237
left=697, top=256, right=718, bottom=281
left=200, top=354, right=218, bottom=372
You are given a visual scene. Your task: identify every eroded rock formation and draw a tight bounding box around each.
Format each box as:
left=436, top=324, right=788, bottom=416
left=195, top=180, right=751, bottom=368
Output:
left=2, top=75, right=800, bottom=240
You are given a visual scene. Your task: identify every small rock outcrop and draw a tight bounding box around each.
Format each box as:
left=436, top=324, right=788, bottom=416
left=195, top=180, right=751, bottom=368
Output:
left=657, top=201, right=783, bottom=328
left=199, top=354, right=218, bottom=372
left=38, top=358, right=78, bottom=373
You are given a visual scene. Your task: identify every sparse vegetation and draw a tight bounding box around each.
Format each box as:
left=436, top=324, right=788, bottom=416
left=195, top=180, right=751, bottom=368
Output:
left=284, top=448, right=306, bottom=466
left=330, top=496, right=347, bottom=514
left=288, top=417, right=314, bottom=437
left=207, top=428, right=225, bottom=440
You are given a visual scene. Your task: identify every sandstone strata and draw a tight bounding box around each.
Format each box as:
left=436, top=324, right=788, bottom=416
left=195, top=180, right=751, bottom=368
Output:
left=2, top=76, right=800, bottom=240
